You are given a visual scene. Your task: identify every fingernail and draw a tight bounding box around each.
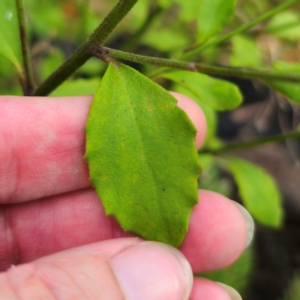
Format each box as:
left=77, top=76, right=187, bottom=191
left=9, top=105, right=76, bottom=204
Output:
left=110, top=242, right=193, bottom=300
left=233, top=202, right=255, bottom=248
left=216, top=283, right=242, bottom=300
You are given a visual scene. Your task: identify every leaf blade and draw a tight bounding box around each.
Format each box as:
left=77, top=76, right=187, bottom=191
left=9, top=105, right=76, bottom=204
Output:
left=85, top=63, right=200, bottom=247
left=161, top=71, right=243, bottom=111
left=264, top=61, right=300, bottom=103
left=230, top=35, right=262, bottom=68
left=0, top=0, right=23, bottom=74
left=197, top=0, right=237, bottom=43
left=50, top=78, right=100, bottom=97
left=226, top=157, right=283, bottom=228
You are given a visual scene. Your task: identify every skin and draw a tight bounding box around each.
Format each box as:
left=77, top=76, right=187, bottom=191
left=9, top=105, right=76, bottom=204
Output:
left=0, top=93, right=249, bottom=299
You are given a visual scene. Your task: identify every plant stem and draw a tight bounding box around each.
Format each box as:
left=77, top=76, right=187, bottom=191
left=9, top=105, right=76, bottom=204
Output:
left=201, top=131, right=300, bottom=154
left=33, top=0, right=137, bottom=96
left=95, top=46, right=300, bottom=83
left=15, top=0, right=35, bottom=95
left=182, top=0, right=300, bottom=60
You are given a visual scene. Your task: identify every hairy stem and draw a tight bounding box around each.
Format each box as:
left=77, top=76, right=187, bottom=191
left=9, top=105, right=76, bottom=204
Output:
left=15, top=0, right=35, bottom=95
left=201, top=131, right=300, bottom=154
left=182, top=0, right=300, bottom=60
left=93, top=46, right=300, bottom=83
left=33, top=0, right=137, bottom=96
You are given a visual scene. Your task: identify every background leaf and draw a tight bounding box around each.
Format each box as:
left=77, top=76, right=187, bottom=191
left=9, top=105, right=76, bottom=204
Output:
left=141, top=27, right=190, bottom=52
left=282, top=272, right=300, bottom=300
left=123, top=0, right=150, bottom=32
left=198, top=153, right=232, bottom=197
left=50, top=78, right=99, bottom=97
left=230, top=35, right=262, bottom=68
left=201, top=246, right=253, bottom=294
left=226, top=157, right=283, bottom=228
left=0, top=55, right=22, bottom=95
left=85, top=63, right=200, bottom=247
left=0, top=0, right=23, bottom=75
left=39, top=48, right=64, bottom=82
left=197, top=0, right=237, bottom=43
left=140, top=13, right=190, bottom=52
left=264, top=61, right=300, bottom=103
left=266, top=11, right=300, bottom=42
left=158, top=0, right=202, bottom=22
left=161, top=71, right=242, bottom=110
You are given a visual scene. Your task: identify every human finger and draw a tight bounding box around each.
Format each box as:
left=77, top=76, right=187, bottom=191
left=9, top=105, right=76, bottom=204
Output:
left=0, top=93, right=206, bottom=204
left=0, top=188, right=253, bottom=273
left=181, top=190, right=254, bottom=273
left=170, top=91, right=206, bottom=149
left=0, top=239, right=193, bottom=300
left=189, top=278, right=242, bottom=300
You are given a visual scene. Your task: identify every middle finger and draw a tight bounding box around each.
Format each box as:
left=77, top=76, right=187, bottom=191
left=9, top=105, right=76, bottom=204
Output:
left=0, top=188, right=252, bottom=273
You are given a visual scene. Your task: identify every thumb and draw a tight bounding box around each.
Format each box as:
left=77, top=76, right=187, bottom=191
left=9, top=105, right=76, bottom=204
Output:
left=0, top=238, right=193, bottom=300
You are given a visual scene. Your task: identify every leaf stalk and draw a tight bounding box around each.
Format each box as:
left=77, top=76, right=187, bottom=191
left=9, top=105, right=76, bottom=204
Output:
left=94, top=46, right=300, bottom=83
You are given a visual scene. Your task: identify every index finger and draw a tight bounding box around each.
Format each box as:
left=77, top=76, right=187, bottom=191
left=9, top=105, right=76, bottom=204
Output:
left=0, top=94, right=206, bottom=204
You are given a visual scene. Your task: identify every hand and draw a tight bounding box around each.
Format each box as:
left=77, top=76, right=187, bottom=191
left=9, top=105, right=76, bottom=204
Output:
left=0, top=93, right=254, bottom=299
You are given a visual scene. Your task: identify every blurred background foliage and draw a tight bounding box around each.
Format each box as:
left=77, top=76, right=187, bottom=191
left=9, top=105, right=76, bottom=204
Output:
left=1, top=0, right=300, bottom=299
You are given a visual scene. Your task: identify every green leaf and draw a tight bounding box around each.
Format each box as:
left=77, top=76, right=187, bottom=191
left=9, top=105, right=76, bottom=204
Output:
left=161, top=71, right=242, bottom=110
left=198, top=154, right=231, bottom=197
left=0, top=55, right=23, bottom=95
left=85, top=63, right=200, bottom=247
left=230, top=35, right=262, bottom=68
left=50, top=78, right=100, bottom=97
left=201, top=246, right=253, bottom=293
left=40, top=48, right=64, bottom=82
left=282, top=272, right=300, bottom=300
left=264, top=61, right=300, bottom=103
left=25, top=0, right=76, bottom=40
left=138, top=2, right=191, bottom=53
left=123, top=0, right=150, bottom=32
left=226, top=157, right=283, bottom=228
left=0, top=0, right=23, bottom=74
left=157, top=0, right=171, bottom=8
left=159, top=0, right=234, bottom=43
left=197, top=0, right=237, bottom=43
left=141, top=28, right=189, bottom=52
left=266, top=11, right=300, bottom=42
left=157, top=0, right=201, bottom=22
left=78, top=57, right=107, bottom=77
left=177, top=1, right=201, bottom=22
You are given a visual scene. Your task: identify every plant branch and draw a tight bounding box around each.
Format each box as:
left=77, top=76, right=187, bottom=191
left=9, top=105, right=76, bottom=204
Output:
left=182, top=0, right=300, bottom=60
left=93, top=46, right=300, bottom=83
left=15, top=0, right=35, bottom=95
left=33, top=0, right=137, bottom=96
left=201, top=131, right=300, bottom=154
